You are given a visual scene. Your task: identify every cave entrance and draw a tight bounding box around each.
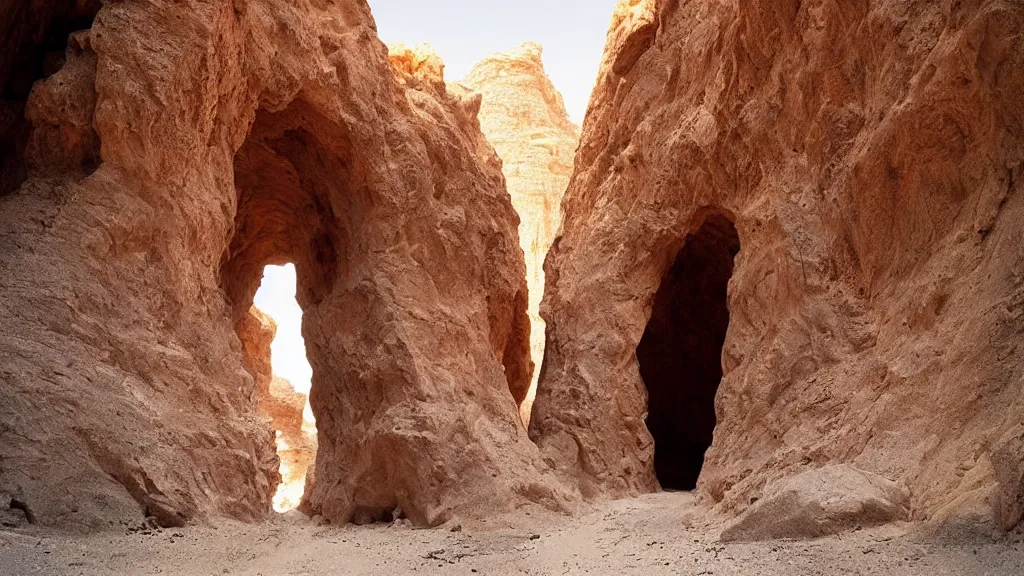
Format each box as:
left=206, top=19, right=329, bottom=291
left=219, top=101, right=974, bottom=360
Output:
left=252, top=264, right=316, bottom=512
left=636, top=213, right=739, bottom=491
left=1, top=1, right=102, bottom=195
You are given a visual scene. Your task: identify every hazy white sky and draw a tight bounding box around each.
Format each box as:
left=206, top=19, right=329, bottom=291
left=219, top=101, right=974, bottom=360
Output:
left=370, top=0, right=620, bottom=123
left=253, top=265, right=312, bottom=393
left=254, top=2, right=620, bottom=392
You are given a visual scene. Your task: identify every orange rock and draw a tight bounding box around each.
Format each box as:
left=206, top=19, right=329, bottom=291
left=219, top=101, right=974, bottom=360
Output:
left=237, top=307, right=277, bottom=401
left=234, top=306, right=315, bottom=512
left=530, top=0, right=1024, bottom=534
left=264, top=375, right=316, bottom=512
left=0, top=0, right=566, bottom=530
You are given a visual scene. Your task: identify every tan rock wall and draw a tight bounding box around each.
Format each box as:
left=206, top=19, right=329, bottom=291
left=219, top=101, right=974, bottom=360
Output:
left=531, top=0, right=1024, bottom=532
left=459, top=43, right=580, bottom=421
left=0, top=0, right=565, bottom=530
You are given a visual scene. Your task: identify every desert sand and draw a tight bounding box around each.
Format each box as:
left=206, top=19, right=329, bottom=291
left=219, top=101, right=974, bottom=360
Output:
left=2, top=493, right=1022, bottom=576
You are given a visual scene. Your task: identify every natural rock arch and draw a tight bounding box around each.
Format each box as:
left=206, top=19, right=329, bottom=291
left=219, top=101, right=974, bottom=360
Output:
left=0, top=1, right=566, bottom=531
left=220, top=101, right=349, bottom=326
left=219, top=99, right=350, bottom=516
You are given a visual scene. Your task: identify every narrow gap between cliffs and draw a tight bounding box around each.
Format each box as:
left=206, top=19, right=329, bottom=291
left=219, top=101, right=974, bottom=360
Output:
left=252, top=264, right=317, bottom=512
left=636, top=213, right=740, bottom=491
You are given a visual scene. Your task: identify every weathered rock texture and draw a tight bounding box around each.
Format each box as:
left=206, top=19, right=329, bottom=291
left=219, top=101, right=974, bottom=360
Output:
left=993, top=426, right=1024, bottom=531
left=720, top=464, right=911, bottom=541
left=0, top=1, right=563, bottom=531
left=1, top=0, right=101, bottom=197
left=530, top=0, right=1024, bottom=535
left=459, top=43, right=580, bottom=421
left=238, top=308, right=278, bottom=409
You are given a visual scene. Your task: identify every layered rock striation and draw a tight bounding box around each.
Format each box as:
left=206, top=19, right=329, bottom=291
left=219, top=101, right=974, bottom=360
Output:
left=531, top=0, right=1024, bottom=535
left=0, top=0, right=564, bottom=530
left=459, top=43, right=580, bottom=421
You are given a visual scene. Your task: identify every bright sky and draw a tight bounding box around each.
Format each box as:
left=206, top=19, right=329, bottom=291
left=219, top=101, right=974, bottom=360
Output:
left=253, top=2, right=620, bottom=393
left=253, top=265, right=312, bottom=394
left=370, top=0, right=620, bottom=123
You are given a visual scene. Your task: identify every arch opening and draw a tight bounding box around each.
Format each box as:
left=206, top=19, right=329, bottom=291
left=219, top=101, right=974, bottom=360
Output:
left=220, top=100, right=349, bottom=516
left=637, top=213, right=739, bottom=491
left=219, top=94, right=535, bottom=524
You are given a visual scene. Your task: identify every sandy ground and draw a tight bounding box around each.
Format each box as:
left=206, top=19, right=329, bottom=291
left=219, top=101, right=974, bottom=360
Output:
left=2, top=493, right=1022, bottom=575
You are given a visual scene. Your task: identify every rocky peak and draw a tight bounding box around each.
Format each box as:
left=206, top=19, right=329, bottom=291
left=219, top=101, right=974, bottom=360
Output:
left=460, top=43, right=580, bottom=422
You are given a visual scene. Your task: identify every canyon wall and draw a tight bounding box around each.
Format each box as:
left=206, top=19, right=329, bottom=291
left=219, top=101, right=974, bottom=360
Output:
left=0, top=0, right=565, bottom=531
left=530, top=0, right=1024, bottom=534
left=459, top=43, right=580, bottom=421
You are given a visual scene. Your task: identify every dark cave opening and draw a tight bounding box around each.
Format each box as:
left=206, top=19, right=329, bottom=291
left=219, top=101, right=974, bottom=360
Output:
left=636, top=213, right=739, bottom=491
left=1, top=1, right=101, bottom=195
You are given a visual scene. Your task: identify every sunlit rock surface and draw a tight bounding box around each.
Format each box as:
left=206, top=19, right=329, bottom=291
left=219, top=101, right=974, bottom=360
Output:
left=460, top=42, right=580, bottom=422
left=530, top=0, right=1024, bottom=537
left=0, top=0, right=568, bottom=530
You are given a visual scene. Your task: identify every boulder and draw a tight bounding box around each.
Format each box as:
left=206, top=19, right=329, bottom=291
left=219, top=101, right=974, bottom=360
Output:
left=720, top=465, right=910, bottom=541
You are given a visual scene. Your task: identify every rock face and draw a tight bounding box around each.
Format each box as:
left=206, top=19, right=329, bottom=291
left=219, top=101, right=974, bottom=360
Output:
left=530, top=0, right=1024, bottom=535
left=993, top=426, right=1024, bottom=531
left=1, top=0, right=101, bottom=197
left=0, top=1, right=564, bottom=530
left=719, top=465, right=910, bottom=541
left=238, top=308, right=278, bottom=407
left=459, top=43, right=580, bottom=420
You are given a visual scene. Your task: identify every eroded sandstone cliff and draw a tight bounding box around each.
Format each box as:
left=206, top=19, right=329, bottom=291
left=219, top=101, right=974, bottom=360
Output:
left=459, top=43, right=580, bottom=422
left=3, top=0, right=1021, bottom=541
left=0, top=0, right=566, bottom=530
left=531, top=0, right=1024, bottom=536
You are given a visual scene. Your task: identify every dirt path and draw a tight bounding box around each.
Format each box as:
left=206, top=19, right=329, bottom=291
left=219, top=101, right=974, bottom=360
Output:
left=2, top=493, right=1022, bottom=575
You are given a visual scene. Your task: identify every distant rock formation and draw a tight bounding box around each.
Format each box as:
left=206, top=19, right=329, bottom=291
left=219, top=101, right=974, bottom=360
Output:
left=460, top=43, right=579, bottom=422
left=530, top=0, right=1024, bottom=537
left=265, top=375, right=316, bottom=512
left=0, top=0, right=566, bottom=530
left=236, top=308, right=316, bottom=512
